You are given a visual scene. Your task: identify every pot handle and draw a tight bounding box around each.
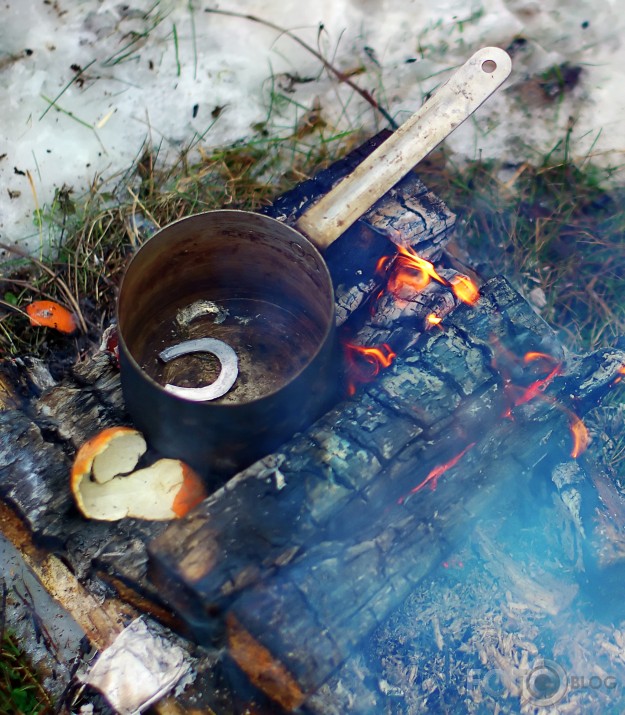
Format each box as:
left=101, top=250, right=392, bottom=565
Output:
left=295, top=46, right=511, bottom=250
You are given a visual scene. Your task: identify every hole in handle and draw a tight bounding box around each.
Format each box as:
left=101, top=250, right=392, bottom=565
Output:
left=482, top=59, right=497, bottom=74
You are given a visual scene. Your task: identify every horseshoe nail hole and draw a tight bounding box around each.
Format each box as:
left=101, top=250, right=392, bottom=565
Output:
left=482, top=59, right=497, bottom=74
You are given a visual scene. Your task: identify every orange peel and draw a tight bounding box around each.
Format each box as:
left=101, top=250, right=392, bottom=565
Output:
left=71, top=427, right=206, bottom=521
left=26, top=300, right=78, bottom=334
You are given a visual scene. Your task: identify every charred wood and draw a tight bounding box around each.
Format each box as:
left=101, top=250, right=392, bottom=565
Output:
left=0, top=121, right=622, bottom=714
left=150, top=276, right=625, bottom=710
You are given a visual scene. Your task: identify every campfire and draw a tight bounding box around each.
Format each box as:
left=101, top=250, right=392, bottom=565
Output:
left=2, top=128, right=625, bottom=715
left=149, top=185, right=621, bottom=710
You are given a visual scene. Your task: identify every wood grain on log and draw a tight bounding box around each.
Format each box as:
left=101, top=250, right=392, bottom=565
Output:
left=0, top=135, right=456, bottom=621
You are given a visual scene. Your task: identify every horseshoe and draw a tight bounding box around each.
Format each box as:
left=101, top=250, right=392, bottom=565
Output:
left=158, top=338, right=238, bottom=402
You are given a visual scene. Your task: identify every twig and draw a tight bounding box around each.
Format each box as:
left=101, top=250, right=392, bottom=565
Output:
left=0, top=299, right=33, bottom=321
left=13, top=583, right=60, bottom=662
left=53, top=638, right=93, bottom=715
left=204, top=8, right=399, bottom=129
left=0, top=277, right=62, bottom=302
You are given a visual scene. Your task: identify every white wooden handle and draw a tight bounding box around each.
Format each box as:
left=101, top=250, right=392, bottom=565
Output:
left=296, top=47, right=511, bottom=250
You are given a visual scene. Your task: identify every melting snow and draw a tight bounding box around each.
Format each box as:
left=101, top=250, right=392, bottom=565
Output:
left=1, top=0, right=623, bottom=251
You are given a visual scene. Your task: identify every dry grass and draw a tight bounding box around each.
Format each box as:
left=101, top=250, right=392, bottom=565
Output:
left=2, top=116, right=625, bottom=709
left=4, top=123, right=623, bottom=361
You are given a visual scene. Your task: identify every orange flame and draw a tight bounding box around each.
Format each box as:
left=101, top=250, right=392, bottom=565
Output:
left=344, top=342, right=397, bottom=396
left=387, top=264, right=431, bottom=295
left=384, top=245, right=448, bottom=297
left=511, top=352, right=563, bottom=406
left=398, top=442, right=476, bottom=503
left=395, top=245, right=446, bottom=284
left=375, top=255, right=392, bottom=274
left=500, top=350, right=588, bottom=457
left=450, top=275, right=480, bottom=305
left=380, top=244, right=480, bottom=305
left=569, top=413, right=590, bottom=458
left=346, top=343, right=396, bottom=369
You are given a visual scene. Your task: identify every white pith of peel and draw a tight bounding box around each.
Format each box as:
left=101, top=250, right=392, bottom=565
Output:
left=71, top=427, right=206, bottom=521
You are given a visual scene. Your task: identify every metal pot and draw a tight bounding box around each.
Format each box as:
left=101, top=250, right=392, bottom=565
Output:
left=117, top=47, right=511, bottom=483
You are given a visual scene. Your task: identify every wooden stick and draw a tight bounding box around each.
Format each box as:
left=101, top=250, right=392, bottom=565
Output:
left=296, top=48, right=511, bottom=249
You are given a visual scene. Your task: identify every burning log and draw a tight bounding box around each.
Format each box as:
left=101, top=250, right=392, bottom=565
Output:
left=149, top=276, right=625, bottom=711
left=353, top=268, right=465, bottom=349
left=262, top=130, right=456, bottom=325
left=545, top=439, right=625, bottom=617
left=1, top=287, right=624, bottom=713
left=344, top=241, right=482, bottom=361
left=2, top=269, right=622, bottom=715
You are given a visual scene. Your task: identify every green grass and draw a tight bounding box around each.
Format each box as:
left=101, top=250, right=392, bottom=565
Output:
left=6, top=115, right=623, bottom=360
left=416, top=138, right=625, bottom=353
left=413, top=136, right=625, bottom=481
left=2, top=123, right=625, bottom=710
left=0, top=631, right=53, bottom=715
left=4, top=8, right=625, bottom=707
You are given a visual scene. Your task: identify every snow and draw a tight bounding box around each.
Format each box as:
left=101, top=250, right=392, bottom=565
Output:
left=1, top=0, right=623, bottom=252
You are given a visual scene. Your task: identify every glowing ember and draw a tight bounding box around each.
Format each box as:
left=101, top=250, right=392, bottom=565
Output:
left=569, top=413, right=590, bottom=458
left=344, top=342, right=397, bottom=396
left=511, top=352, right=563, bottom=406
left=613, top=366, right=625, bottom=385
left=523, top=351, right=560, bottom=365
left=398, top=442, right=476, bottom=503
left=497, top=350, right=590, bottom=457
left=426, top=313, right=442, bottom=326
